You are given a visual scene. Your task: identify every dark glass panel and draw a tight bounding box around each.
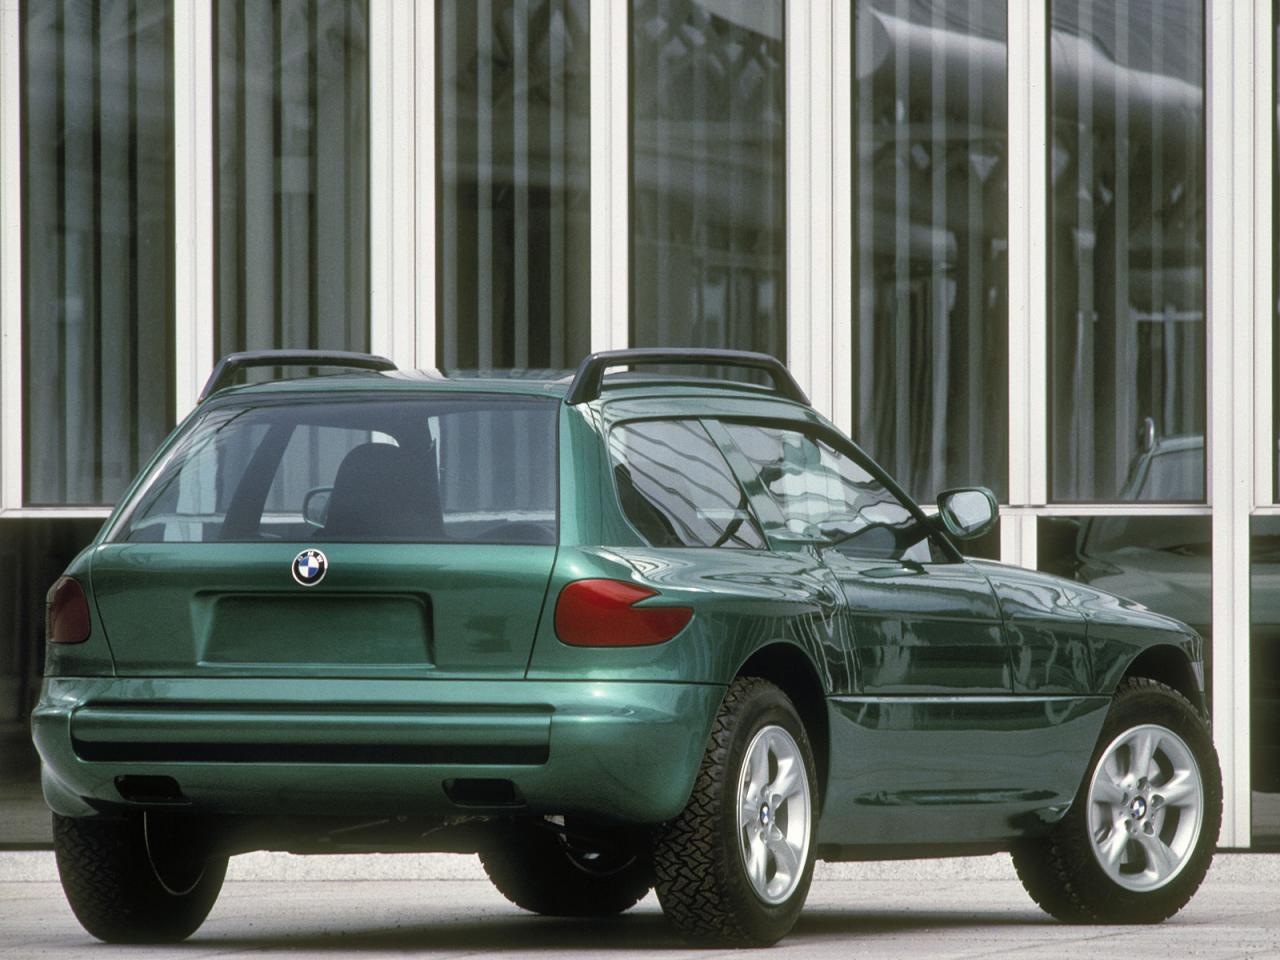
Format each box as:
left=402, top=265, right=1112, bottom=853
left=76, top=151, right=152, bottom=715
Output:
left=21, top=0, right=176, bottom=505
left=1250, top=517, right=1280, bottom=845
left=437, top=0, right=591, bottom=370
left=1038, top=515, right=1211, bottom=640
left=851, top=0, right=1008, bottom=503
left=214, top=0, right=369, bottom=358
left=1048, top=0, right=1206, bottom=502
left=630, top=0, right=785, bottom=359
left=0, top=518, right=102, bottom=845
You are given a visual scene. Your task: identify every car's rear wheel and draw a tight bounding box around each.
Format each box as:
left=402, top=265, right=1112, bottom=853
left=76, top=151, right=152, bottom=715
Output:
left=652, top=676, right=817, bottom=946
left=53, top=812, right=227, bottom=943
left=1012, top=677, right=1222, bottom=923
left=479, top=820, right=652, bottom=916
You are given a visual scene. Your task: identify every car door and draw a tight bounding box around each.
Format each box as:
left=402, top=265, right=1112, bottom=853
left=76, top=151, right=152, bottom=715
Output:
left=717, top=422, right=1063, bottom=847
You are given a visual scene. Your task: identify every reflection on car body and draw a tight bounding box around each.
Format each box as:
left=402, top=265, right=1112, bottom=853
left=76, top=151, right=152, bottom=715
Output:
left=35, top=349, right=1222, bottom=946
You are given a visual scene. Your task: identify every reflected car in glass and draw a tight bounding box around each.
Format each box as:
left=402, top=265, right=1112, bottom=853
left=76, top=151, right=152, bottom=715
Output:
left=34, top=349, right=1221, bottom=947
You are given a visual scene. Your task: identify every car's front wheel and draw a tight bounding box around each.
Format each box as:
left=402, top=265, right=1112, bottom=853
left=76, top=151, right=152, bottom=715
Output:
left=53, top=812, right=228, bottom=943
left=1012, top=677, right=1222, bottom=923
left=652, top=676, right=817, bottom=946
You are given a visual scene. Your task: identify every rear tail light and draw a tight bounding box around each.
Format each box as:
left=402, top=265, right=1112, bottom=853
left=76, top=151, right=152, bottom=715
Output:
left=46, top=577, right=91, bottom=644
left=555, top=579, right=693, bottom=647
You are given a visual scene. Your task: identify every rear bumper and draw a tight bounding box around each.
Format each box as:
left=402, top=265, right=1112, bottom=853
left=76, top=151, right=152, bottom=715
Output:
left=32, top=676, right=723, bottom=824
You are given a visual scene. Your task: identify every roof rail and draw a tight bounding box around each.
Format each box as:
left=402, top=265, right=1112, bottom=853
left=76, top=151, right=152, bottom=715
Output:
left=198, top=350, right=398, bottom=402
left=565, top=348, right=809, bottom=406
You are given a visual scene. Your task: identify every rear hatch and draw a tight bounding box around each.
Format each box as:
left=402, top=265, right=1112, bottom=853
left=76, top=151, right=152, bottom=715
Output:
left=91, top=391, right=559, bottom=679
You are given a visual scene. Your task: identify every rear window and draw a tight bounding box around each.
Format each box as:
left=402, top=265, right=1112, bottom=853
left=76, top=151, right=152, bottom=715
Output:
left=109, top=396, right=558, bottom=544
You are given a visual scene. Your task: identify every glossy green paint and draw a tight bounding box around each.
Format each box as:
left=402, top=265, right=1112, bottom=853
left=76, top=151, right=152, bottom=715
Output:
left=823, top=553, right=1009, bottom=695
left=91, top=542, right=556, bottom=678
left=976, top=562, right=1093, bottom=695
left=34, top=371, right=1210, bottom=854
left=526, top=545, right=848, bottom=690
left=32, top=676, right=720, bottom=823
left=820, top=694, right=1110, bottom=846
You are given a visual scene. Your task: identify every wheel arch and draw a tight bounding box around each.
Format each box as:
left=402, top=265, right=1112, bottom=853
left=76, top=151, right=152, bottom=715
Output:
left=734, top=642, right=830, bottom=809
left=1120, top=644, right=1205, bottom=715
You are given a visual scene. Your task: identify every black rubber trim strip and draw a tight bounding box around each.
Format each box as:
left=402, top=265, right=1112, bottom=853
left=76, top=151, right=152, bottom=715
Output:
left=72, top=739, right=548, bottom=766
left=199, top=349, right=397, bottom=401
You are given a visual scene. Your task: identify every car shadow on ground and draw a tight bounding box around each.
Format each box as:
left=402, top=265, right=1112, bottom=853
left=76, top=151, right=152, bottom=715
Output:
left=190, top=909, right=1052, bottom=953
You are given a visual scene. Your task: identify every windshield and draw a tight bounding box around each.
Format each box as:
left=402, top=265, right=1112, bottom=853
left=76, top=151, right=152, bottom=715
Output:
left=108, top=395, right=558, bottom=544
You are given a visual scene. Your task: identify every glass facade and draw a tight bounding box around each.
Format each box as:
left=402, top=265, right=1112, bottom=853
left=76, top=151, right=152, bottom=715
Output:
left=0, top=0, right=1274, bottom=848
left=1250, top=518, right=1280, bottom=846
left=21, top=0, right=176, bottom=505
left=1048, top=0, right=1206, bottom=503
left=630, top=0, right=786, bottom=358
left=437, top=0, right=591, bottom=371
left=213, top=0, right=370, bottom=358
left=0, top=519, right=104, bottom=845
left=1039, top=515, right=1212, bottom=645
left=851, top=0, right=1008, bottom=504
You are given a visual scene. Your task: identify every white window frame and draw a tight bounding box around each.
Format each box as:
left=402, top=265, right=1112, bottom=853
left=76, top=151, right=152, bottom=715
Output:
left=370, top=0, right=426, bottom=369
left=0, top=0, right=21, bottom=513
left=589, top=0, right=628, bottom=354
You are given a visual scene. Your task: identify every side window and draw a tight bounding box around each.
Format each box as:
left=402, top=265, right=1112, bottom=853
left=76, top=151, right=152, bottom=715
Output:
left=608, top=420, right=766, bottom=549
left=722, top=423, right=937, bottom=562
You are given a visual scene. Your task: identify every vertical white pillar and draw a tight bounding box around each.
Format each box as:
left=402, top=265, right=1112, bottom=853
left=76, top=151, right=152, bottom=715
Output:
left=1208, top=0, right=1255, bottom=848
left=370, top=0, right=418, bottom=368
left=786, top=0, right=834, bottom=419
left=415, top=0, right=436, bottom=369
left=173, top=0, right=215, bottom=415
left=830, top=0, right=853, bottom=434
left=1254, top=0, right=1274, bottom=510
left=589, top=0, right=628, bottom=353
left=1007, top=0, right=1049, bottom=526
left=0, top=0, right=22, bottom=509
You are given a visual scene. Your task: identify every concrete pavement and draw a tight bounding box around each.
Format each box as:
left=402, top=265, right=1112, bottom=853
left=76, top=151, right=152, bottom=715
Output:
left=2, top=851, right=1279, bottom=959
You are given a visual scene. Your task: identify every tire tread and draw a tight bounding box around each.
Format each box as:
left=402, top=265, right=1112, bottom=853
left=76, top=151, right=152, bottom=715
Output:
left=54, top=814, right=226, bottom=944
left=652, top=676, right=814, bottom=946
left=1012, top=677, right=1222, bottom=925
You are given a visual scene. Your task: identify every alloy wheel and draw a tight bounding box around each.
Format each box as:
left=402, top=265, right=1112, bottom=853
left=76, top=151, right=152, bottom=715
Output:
left=1086, top=723, right=1204, bottom=892
left=735, top=724, right=811, bottom=905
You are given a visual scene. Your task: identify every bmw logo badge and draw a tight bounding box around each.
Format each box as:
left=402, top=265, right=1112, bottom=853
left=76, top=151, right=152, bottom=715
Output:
left=292, top=549, right=328, bottom=586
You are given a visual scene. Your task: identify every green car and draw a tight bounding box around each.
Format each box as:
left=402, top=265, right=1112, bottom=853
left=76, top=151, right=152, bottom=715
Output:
left=33, top=348, right=1221, bottom=947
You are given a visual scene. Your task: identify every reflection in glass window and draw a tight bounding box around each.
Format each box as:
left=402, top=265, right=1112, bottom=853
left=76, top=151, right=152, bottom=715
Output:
left=851, top=0, right=1008, bottom=504
left=1250, top=518, right=1280, bottom=843
left=723, top=424, right=932, bottom=562
left=21, top=0, right=176, bottom=505
left=1038, top=514, right=1210, bottom=634
left=608, top=421, right=765, bottom=549
left=438, top=0, right=591, bottom=370
left=630, top=0, right=785, bottom=358
left=1048, top=0, right=1206, bottom=502
left=0, top=518, right=103, bottom=845
left=214, top=0, right=369, bottom=357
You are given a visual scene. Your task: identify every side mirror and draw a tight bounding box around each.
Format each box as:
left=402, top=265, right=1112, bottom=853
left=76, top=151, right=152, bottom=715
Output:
left=936, top=487, right=997, bottom=541
left=302, top=486, right=333, bottom=528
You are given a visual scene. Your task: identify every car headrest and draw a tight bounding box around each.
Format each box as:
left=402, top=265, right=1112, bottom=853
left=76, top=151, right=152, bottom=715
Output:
left=322, top=442, right=442, bottom=540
